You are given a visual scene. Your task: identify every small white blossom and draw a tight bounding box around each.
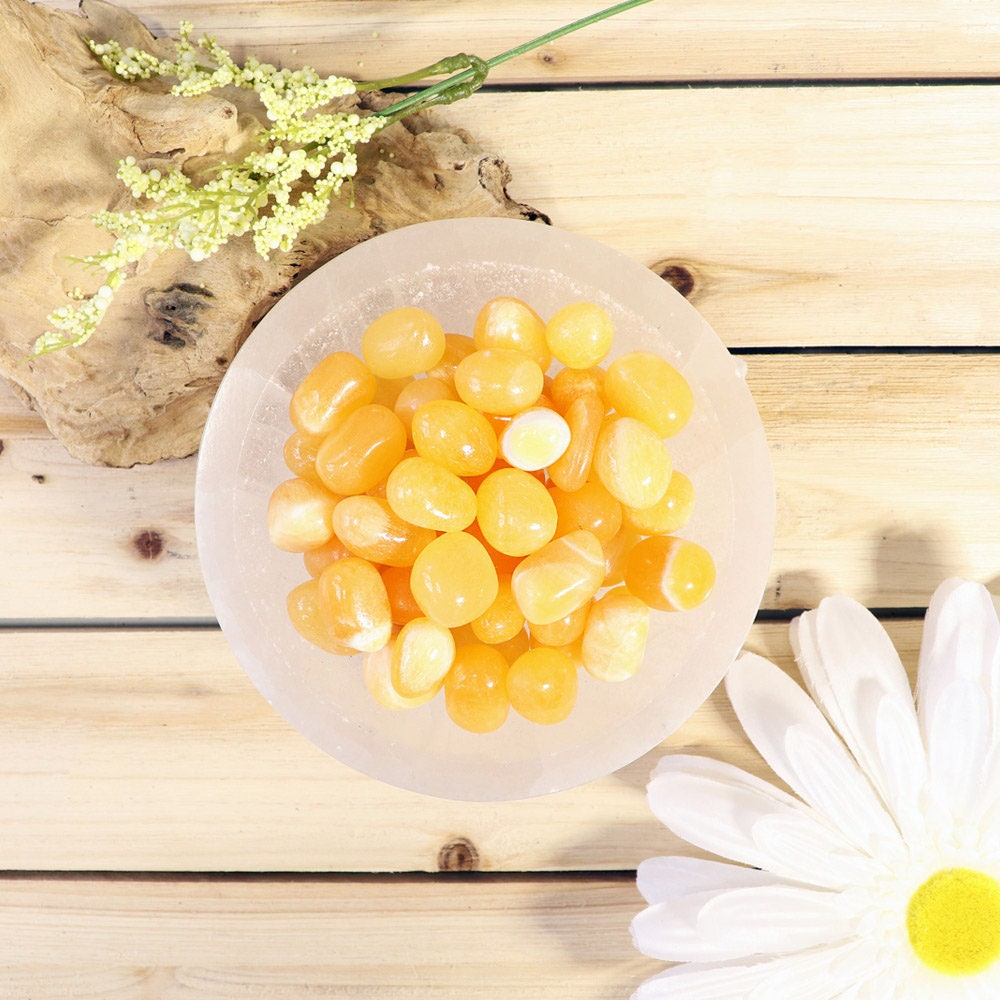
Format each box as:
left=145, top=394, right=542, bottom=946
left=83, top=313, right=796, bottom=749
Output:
left=41, top=25, right=384, bottom=353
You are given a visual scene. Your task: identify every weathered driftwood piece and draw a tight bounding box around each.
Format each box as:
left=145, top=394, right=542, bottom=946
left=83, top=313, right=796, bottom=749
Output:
left=0, top=0, right=544, bottom=466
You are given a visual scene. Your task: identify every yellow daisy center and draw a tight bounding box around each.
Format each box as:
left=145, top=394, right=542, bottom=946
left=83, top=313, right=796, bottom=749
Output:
left=906, top=867, right=1000, bottom=976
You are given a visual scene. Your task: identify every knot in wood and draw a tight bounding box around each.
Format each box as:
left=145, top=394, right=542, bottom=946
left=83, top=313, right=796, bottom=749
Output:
left=133, top=529, right=164, bottom=560
left=652, top=260, right=697, bottom=298
left=437, top=837, right=480, bottom=872
left=143, top=282, right=214, bottom=348
left=537, top=46, right=562, bottom=68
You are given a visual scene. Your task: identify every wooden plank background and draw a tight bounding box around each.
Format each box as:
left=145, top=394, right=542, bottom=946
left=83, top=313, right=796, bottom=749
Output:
left=5, top=85, right=997, bottom=360
left=3, top=1, right=999, bottom=995
left=0, top=874, right=660, bottom=998
left=42, top=0, right=1000, bottom=82
left=4, top=351, right=998, bottom=621
left=0, top=620, right=920, bottom=873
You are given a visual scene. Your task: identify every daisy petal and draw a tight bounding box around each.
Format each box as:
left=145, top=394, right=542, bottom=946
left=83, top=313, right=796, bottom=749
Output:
left=919, top=578, right=1000, bottom=695
left=982, top=786, right=1000, bottom=851
left=632, top=940, right=873, bottom=1000
left=648, top=756, right=876, bottom=888
left=917, top=579, right=1000, bottom=824
left=726, top=653, right=903, bottom=857
left=747, top=939, right=888, bottom=1000
left=631, top=883, right=856, bottom=963
left=872, top=693, right=933, bottom=838
left=636, top=855, right=777, bottom=905
left=923, top=678, right=990, bottom=825
left=790, top=596, right=927, bottom=835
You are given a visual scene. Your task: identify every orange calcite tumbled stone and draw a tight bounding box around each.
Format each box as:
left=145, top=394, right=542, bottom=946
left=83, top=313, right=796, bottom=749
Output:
left=604, top=350, right=694, bottom=438
left=470, top=576, right=525, bottom=645
left=286, top=578, right=357, bottom=656
left=392, top=377, right=457, bottom=435
left=527, top=600, right=590, bottom=648
left=315, top=403, right=407, bottom=495
left=547, top=392, right=603, bottom=492
left=391, top=617, right=456, bottom=698
left=453, top=348, right=544, bottom=416
left=363, top=641, right=439, bottom=710
left=317, top=556, right=392, bottom=652
left=332, top=494, right=435, bottom=567
left=493, top=626, right=532, bottom=664
left=267, top=477, right=338, bottom=553
left=303, top=534, right=354, bottom=578
left=473, top=296, right=551, bottom=371
left=445, top=643, right=512, bottom=734
left=371, top=374, right=414, bottom=410
left=624, top=535, right=716, bottom=612
left=507, top=646, right=578, bottom=725
left=510, top=529, right=605, bottom=625
left=410, top=531, right=500, bottom=628
left=581, top=587, right=651, bottom=682
left=549, top=365, right=606, bottom=413
left=361, top=306, right=446, bottom=379
left=282, top=430, right=325, bottom=484
left=410, top=398, right=498, bottom=478
left=462, top=518, right=522, bottom=577
left=425, top=333, right=477, bottom=386
left=385, top=455, right=477, bottom=532
left=381, top=565, right=424, bottom=626
left=544, top=301, right=614, bottom=370
left=549, top=479, right=623, bottom=545
left=476, top=466, right=557, bottom=557
left=603, top=527, right=642, bottom=587
left=621, top=470, right=696, bottom=536
left=289, top=350, right=376, bottom=436
left=593, top=415, right=672, bottom=510
left=499, top=406, right=571, bottom=472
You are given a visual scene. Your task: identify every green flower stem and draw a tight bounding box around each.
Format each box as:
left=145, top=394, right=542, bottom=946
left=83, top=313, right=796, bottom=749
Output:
left=372, top=0, right=656, bottom=122
left=356, top=53, right=485, bottom=92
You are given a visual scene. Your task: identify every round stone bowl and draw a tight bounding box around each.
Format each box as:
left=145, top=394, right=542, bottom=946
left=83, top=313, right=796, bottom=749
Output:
left=195, top=218, right=774, bottom=801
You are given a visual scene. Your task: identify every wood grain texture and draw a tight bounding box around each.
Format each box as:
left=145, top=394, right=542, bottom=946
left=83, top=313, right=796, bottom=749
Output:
left=438, top=87, right=1000, bottom=349
left=4, top=5, right=996, bottom=992
left=0, top=620, right=921, bottom=873
left=3, top=355, right=1000, bottom=620
left=749, top=354, right=1000, bottom=609
left=7, top=86, right=998, bottom=355
left=0, top=873, right=657, bottom=998
left=38, top=0, right=1000, bottom=83
left=0, top=435, right=206, bottom=622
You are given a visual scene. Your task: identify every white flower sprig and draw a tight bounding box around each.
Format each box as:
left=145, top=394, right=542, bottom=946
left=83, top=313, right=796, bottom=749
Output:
left=35, top=23, right=379, bottom=355
left=36, top=1, right=654, bottom=355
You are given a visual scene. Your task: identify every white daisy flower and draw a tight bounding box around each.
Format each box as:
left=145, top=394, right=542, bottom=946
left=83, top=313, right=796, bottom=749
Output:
left=631, top=578, right=1000, bottom=999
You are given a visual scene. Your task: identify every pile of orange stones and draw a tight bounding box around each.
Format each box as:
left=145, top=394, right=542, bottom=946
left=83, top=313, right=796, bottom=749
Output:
left=267, top=296, right=715, bottom=733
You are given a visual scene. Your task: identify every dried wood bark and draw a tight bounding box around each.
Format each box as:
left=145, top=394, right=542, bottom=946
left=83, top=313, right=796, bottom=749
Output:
left=0, top=0, right=544, bottom=466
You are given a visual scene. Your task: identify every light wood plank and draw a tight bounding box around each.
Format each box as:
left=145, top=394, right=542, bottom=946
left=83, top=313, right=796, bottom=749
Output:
left=0, top=873, right=656, bottom=998
left=8, top=87, right=998, bottom=351
left=4, top=355, right=1000, bottom=619
left=748, top=354, right=1000, bottom=610
left=0, top=435, right=207, bottom=622
left=0, top=620, right=922, bottom=873
left=39, top=0, right=1000, bottom=83
left=438, top=87, right=1000, bottom=348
